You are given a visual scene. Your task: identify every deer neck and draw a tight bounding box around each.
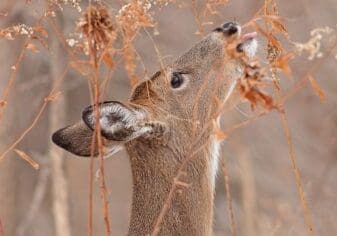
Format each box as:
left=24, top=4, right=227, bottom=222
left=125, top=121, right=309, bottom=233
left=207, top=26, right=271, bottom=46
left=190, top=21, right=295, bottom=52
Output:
left=125, top=134, right=220, bottom=236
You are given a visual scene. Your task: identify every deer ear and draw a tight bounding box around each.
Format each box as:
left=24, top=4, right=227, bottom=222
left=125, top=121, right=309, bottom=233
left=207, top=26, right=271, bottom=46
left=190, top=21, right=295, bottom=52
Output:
left=52, top=121, right=98, bottom=157
left=82, top=101, right=167, bottom=142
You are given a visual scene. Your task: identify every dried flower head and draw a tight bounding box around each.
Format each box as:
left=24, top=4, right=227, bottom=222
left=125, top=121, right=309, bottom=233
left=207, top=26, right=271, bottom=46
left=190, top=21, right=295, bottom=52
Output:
left=0, top=24, right=34, bottom=40
left=116, top=0, right=154, bottom=40
left=47, top=0, right=82, bottom=12
left=293, top=26, right=334, bottom=60
left=78, top=4, right=116, bottom=50
left=150, top=0, right=175, bottom=5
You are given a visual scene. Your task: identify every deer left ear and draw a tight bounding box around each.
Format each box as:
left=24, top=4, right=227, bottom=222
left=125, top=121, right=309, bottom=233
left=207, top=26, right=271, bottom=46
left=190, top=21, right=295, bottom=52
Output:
left=82, top=101, right=167, bottom=142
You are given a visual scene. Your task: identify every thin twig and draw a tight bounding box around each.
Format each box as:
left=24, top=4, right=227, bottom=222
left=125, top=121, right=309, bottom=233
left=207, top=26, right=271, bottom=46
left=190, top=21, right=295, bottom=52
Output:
left=281, top=39, right=337, bottom=103
left=151, top=143, right=209, bottom=236
left=272, top=68, right=314, bottom=236
left=0, top=39, right=28, bottom=123
left=0, top=16, right=45, bottom=124
left=86, top=2, right=112, bottom=234
left=278, top=106, right=314, bottom=236
left=220, top=157, right=237, bottom=236
left=0, top=65, right=69, bottom=162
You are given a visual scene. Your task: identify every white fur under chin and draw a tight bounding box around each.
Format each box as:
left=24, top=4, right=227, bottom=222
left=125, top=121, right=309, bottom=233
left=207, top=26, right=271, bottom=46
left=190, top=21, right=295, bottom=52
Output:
left=209, top=117, right=222, bottom=191
left=209, top=138, right=221, bottom=191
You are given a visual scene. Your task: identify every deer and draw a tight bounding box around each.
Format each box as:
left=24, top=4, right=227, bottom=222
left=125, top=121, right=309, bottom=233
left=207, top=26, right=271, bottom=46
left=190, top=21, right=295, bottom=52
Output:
left=52, top=21, right=258, bottom=236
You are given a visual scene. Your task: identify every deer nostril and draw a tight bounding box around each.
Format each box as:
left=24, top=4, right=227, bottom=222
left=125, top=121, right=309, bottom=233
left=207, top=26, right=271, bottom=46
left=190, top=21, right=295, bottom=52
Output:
left=228, top=25, right=238, bottom=35
left=222, top=22, right=239, bottom=36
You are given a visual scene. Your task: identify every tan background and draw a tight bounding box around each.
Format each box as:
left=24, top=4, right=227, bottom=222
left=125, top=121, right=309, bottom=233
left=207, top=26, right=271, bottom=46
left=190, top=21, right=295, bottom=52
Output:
left=0, top=0, right=336, bottom=235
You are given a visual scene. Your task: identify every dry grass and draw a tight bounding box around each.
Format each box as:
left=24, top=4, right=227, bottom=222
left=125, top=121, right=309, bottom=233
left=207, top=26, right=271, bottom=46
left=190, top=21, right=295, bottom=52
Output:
left=0, top=0, right=336, bottom=235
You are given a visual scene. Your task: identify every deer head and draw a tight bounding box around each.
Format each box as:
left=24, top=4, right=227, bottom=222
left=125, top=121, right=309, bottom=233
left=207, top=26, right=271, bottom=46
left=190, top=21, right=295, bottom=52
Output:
left=52, top=21, right=258, bottom=235
left=52, top=22, right=257, bottom=157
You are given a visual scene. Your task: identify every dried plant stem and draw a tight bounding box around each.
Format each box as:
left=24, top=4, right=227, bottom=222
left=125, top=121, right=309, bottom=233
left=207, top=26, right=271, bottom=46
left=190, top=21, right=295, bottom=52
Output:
left=88, top=65, right=112, bottom=236
left=150, top=177, right=179, bottom=236
left=0, top=103, right=43, bottom=161
left=94, top=78, right=112, bottom=236
left=281, top=40, right=337, bottom=103
left=0, top=16, right=45, bottom=125
left=151, top=144, right=207, bottom=236
left=86, top=3, right=112, bottom=232
left=190, top=0, right=205, bottom=36
left=47, top=17, right=76, bottom=59
left=0, top=39, right=28, bottom=123
left=273, top=78, right=314, bottom=235
left=88, top=128, right=97, bottom=236
left=260, top=1, right=315, bottom=232
left=278, top=108, right=314, bottom=236
left=0, top=65, right=69, bottom=162
left=220, top=157, right=237, bottom=236
left=13, top=149, right=40, bottom=170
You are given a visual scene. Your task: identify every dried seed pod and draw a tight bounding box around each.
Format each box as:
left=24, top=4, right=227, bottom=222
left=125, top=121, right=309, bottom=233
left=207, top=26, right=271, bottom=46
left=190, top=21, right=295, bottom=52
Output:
left=78, top=4, right=116, bottom=50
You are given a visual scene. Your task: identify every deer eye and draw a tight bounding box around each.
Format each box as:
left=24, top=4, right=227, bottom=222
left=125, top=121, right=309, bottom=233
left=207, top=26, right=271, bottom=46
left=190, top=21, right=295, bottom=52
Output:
left=170, top=72, right=184, bottom=89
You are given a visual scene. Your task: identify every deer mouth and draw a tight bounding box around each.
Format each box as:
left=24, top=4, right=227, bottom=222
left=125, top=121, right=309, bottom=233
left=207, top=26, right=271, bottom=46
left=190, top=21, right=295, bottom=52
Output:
left=236, top=31, right=258, bottom=58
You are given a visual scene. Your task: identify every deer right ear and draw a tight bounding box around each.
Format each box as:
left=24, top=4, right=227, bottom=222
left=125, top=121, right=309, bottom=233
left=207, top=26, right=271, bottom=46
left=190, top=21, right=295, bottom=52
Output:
left=82, top=101, right=167, bottom=142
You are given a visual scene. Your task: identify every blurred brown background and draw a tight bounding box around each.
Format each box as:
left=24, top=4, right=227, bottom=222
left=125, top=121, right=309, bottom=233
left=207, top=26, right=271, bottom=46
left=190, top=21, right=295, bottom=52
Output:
left=0, top=0, right=336, bottom=235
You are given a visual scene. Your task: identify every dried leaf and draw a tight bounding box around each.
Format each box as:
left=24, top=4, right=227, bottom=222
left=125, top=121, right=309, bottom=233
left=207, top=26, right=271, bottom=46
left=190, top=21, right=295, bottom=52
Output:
left=270, top=17, right=289, bottom=38
left=308, top=75, right=326, bottom=102
left=14, top=149, right=39, bottom=170
left=241, top=85, right=276, bottom=110
left=272, top=52, right=295, bottom=76
left=237, top=60, right=279, bottom=111
left=253, top=22, right=284, bottom=52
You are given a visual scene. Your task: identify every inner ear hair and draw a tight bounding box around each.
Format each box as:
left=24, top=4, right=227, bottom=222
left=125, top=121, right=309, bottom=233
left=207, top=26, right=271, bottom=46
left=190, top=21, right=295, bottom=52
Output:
left=82, top=101, right=167, bottom=142
left=82, top=101, right=135, bottom=131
